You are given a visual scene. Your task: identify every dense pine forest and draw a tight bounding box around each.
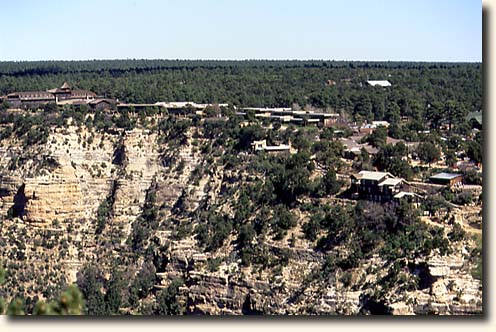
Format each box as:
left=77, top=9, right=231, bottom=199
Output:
left=0, top=60, right=482, bottom=117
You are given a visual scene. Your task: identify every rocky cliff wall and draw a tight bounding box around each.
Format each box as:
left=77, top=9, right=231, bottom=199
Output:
left=0, top=121, right=483, bottom=315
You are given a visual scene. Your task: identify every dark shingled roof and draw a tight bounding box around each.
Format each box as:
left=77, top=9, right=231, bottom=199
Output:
left=89, top=98, right=115, bottom=105
left=4, top=83, right=96, bottom=102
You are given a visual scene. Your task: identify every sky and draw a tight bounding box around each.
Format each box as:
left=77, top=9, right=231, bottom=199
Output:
left=0, top=0, right=482, bottom=62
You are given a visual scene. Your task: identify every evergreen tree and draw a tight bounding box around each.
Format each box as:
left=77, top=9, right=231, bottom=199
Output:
left=76, top=265, right=106, bottom=315
left=417, top=142, right=440, bottom=165
left=155, top=279, right=185, bottom=315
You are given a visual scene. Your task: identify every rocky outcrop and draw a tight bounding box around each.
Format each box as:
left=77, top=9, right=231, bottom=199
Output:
left=22, top=165, right=85, bottom=224
left=408, top=253, right=482, bottom=315
left=390, top=302, right=414, bottom=315
left=0, top=175, right=22, bottom=216
left=47, top=127, right=118, bottom=220
left=427, top=255, right=464, bottom=278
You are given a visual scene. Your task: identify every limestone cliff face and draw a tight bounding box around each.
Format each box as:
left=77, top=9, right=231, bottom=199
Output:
left=0, top=121, right=483, bottom=315
left=0, top=175, right=22, bottom=216
left=23, top=165, right=85, bottom=224
left=46, top=126, right=117, bottom=223
left=0, top=167, right=85, bottom=226
left=0, top=124, right=200, bottom=227
left=0, top=126, right=118, bottom=225
left=412, top=254, right=481, bottom=315
left=108, top=129, right=162, bottom=246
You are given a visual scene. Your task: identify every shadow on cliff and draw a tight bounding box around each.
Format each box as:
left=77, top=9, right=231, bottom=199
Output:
left=7, top=184, right=28, bottom=219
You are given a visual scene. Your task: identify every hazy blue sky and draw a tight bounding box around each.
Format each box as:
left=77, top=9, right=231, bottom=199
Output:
left=0, top=0, right=481, bottom=61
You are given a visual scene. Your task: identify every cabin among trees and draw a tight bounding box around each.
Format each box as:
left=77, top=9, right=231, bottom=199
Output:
left=350, top=170, right=421, bottom=204
left=88, top=98, right=117, bottom=111
left=429, top=172, right=464, bottom=188
left=251, top=139, right=297, bottom=155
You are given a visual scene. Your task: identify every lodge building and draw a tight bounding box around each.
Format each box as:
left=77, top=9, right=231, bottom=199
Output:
left=1, top=82, right=97, bottom=108
left=350, top=170, right=422, bottom=205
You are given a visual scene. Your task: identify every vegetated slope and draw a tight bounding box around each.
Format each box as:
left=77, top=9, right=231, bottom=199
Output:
left=0, top=107, right=482, bottom=315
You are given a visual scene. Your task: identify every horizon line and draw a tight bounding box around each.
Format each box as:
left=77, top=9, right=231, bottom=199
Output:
left=0, top=58, right=482, bottom=64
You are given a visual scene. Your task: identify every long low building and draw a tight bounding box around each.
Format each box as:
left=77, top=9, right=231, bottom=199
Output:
left=1, top=82, right=97, bottom=108
left=242, top=107, right=341, bottom=127
left=117, top=101, right=229, bottom=114
left=429, top=172, right=464, bottom=187
left=156, top=101, right=229, bottom=109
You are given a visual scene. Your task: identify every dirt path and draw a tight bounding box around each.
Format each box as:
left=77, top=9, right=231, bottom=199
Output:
left=420, top=211, right=482, bottom=236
